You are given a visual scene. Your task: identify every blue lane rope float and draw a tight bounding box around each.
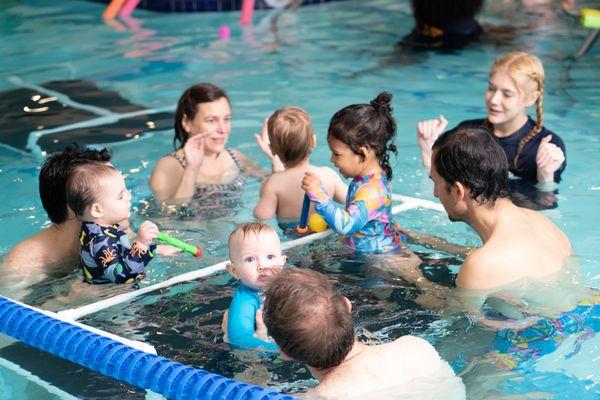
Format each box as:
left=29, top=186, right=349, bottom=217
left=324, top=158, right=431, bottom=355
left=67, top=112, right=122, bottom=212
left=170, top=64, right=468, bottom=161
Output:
left=0, top=296, right=296, bottom=400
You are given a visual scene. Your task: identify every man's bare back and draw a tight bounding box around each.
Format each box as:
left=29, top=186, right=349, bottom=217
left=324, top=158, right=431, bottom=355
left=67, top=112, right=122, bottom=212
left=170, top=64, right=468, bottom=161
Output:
left=311, top=336, right=464, bottom=399
left=4, top=223, right=80, bottom=270
left=457, top=199, right=571, bottom=291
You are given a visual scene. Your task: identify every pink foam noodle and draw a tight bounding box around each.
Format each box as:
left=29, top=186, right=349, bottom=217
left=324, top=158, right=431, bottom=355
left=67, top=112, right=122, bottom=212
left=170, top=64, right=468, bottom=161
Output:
left=240, top=0, right=255, bottom=25
left=119, top=0, right=141, bottom=17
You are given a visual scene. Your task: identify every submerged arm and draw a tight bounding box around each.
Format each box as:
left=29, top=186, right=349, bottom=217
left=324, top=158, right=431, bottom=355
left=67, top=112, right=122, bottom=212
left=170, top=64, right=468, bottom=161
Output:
left=404, top=230, right=473, bottom=258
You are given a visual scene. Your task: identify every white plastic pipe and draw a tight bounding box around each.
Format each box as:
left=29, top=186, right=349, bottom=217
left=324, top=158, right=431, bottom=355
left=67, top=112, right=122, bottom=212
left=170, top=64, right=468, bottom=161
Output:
left=58, top=194, right=444, bottom=320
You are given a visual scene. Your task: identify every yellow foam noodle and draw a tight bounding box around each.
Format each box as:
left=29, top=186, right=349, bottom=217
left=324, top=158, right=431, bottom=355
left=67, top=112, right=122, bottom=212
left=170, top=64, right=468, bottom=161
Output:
left=581, top=9, right=600, bottom=29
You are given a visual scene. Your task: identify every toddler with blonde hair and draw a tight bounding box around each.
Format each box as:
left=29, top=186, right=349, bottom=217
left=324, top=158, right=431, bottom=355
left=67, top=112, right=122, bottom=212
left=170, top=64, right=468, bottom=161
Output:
left=254, top=106, right=347, bottom=229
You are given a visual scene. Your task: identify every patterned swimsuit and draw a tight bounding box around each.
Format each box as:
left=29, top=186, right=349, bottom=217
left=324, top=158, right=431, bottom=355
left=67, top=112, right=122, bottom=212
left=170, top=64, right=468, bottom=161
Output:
left=170, top=148, right=247, bottom=218
left=484, top=297, right=600, bottom=371
left=79, top=222, right=156, bottom=284
left=306, top=172, right=407, bottom=253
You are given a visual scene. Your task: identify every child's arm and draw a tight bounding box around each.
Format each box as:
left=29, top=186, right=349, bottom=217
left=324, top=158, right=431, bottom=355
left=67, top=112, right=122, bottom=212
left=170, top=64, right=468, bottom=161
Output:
left=303, top=172, right=381, bottom=235
left=331, top=170, right=349, bottom=204
left=254, top=118, right=285, bottom=173
left=253, top=177, right=279, bottom=220
left=227, top=294, right=279, bottom=351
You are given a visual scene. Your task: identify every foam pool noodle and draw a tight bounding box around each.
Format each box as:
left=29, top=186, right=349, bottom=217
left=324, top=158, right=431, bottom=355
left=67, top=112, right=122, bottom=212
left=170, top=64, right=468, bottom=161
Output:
left=581, top=9, right=600, bottom=29
left=157, top=232, right=202, bottom=257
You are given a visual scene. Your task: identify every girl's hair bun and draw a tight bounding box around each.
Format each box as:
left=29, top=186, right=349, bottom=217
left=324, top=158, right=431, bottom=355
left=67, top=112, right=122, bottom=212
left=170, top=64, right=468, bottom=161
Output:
left=370, top=91, right=393, bottom=114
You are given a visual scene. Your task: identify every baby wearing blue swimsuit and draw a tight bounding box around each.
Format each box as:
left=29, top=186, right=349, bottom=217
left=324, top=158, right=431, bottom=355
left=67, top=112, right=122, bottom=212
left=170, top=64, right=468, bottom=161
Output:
left=227, top=283, right=278, bottom=351
left=224, top=222, right=286, bottom=351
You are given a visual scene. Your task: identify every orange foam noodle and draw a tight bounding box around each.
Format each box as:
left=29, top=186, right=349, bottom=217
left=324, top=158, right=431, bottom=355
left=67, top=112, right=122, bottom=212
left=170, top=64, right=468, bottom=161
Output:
left=103, top=0, right=128, bottom=20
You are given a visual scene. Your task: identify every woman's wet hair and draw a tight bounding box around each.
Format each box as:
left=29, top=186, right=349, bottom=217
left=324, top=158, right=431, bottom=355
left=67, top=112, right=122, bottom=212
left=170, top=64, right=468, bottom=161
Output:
left=328, top=91, right=398, bottom=179
left=39, top=145, right=112, bottom=224
left=174, top=83, right=230, bottom=149
left=411, top=0, right=484, bottom=28
left=432, top=125, right=510, bottom=205
left=488, top=52, right=545, bottom=170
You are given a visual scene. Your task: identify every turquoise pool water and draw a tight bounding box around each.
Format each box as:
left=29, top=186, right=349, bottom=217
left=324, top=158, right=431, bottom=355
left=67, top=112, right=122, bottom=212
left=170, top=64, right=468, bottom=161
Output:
left=0, top=0, right=598, bottom=398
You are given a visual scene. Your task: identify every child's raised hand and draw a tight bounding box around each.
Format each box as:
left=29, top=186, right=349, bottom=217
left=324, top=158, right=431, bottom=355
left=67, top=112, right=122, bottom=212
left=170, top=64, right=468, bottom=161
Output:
left=183, top=133, right=207, bottom=169
left=535, top=135, right=565, bottom=183
left=302, top=171, right=322, bottom=195
left=136, top=221, right=159, bottom=246
left=255, top=118, right=274, bottom=158
left=255, top=117, right=284, bottom=172
left=417, top=115, right=448, bottom=169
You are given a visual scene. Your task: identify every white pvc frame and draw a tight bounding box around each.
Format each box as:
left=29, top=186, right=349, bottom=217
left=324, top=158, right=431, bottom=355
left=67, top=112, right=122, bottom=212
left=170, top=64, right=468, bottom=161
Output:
left=57, top=194, right=444, bottom=321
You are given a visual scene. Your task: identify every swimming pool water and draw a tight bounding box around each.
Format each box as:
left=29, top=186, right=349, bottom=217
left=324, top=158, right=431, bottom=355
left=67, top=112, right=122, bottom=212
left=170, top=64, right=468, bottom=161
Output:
left=0, top=0, right=598, bottom=398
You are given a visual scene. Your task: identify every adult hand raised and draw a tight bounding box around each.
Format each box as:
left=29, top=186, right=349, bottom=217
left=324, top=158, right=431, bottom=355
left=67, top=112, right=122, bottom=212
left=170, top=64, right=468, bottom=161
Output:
left=536, top=135, right=565, bottom=183
left=183, top=133, right=208, bottom=169
left=417, top=115, right=448, bottom=169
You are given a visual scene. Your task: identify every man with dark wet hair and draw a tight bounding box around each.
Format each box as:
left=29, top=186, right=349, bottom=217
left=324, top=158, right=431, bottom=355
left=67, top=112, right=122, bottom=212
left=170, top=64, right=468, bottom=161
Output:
left=428, top=125, right=571, bottom=294
left=262, top=268, right=464, bottom=399
left=4, top=145, right=113, bottom=272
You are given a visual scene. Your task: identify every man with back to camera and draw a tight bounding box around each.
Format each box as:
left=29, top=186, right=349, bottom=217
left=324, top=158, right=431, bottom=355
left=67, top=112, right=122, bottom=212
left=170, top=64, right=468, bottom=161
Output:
left=261, top=267, right=465, bottom=399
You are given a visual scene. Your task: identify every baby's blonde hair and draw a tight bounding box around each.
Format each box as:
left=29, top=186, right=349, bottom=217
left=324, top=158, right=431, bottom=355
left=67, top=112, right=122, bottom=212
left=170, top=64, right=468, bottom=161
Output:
left=489, top=51, right=545, bottom=170
left=228, top=221, right=276, bottom=259
left=267, top=106, right=315, bottom=168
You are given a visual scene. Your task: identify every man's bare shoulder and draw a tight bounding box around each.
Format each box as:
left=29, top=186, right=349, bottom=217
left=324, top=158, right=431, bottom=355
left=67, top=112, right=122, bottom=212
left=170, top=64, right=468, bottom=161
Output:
left=4, top=232, right=49, bottom=269
left=385, top=335, right=440, bottom=362
left=521, top=208, right=571, bottom=253
left=4, top=228, right=77, bottom=270
left=456, top=246, right=514, bottom=289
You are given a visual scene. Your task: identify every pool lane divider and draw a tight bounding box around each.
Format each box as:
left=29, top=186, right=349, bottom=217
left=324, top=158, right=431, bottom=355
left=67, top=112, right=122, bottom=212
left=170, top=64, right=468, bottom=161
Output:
left=0, top=296, right=296, bottom=400
left=58, top=194, right=445, bottom=321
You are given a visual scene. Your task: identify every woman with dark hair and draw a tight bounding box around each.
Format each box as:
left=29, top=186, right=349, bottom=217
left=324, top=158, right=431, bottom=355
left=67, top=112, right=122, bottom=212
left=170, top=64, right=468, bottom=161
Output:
left=150, top=83, right=279, bottom=210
